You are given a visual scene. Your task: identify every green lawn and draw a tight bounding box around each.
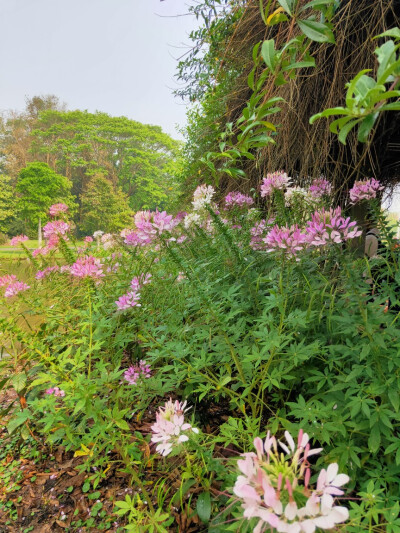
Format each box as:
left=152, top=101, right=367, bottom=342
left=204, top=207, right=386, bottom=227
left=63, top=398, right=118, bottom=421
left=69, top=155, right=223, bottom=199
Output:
left=0, top=240, right=83, bottom=258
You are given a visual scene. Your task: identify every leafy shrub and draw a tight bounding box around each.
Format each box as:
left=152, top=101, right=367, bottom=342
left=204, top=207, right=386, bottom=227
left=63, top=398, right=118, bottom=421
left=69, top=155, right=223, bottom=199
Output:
left=1, top=183, right=400, bottom=531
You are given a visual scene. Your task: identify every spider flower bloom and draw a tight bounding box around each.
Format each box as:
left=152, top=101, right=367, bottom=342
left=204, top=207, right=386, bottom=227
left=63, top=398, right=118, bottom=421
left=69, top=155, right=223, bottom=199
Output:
left=309, top=178, right=332, bottom=199
left=130, top=273, right=152, bottom=291
left=84, top=236, right=93, bottom=243
left=183, top=213, right=202, bottom=229
left=263, top=224, right=308, bottom=258
left=43, top=220, right=70, bottom=239
left=306, top=207, right=361, bottom=246
left=4, top=281, right=30, bottom=298
left=260, top=171, right=291, bottom=197
left=225, top=191, right=254, bottom=208
left=349, top=178, right=383, bottom=204
left=134, top=210, right=152, bottom=226
left=70, top=256, right=104, bottom=279
left=49, top=203, right=69, bottom=217
left=123, top=360, right=151, bottom=385
left=115, top=290, right=141, bottom=310
left=0, top=274, right=17, bottom=287
left=192, top=184, right=215, bottom=211
left=9, top=235, right=29, bottom=246
left=35, top=266, right=59, bottom=280
left=151, top=399, right=199, bottom=456
left=250, top=220, right=268, bottom=250
left=284, top=186, right=313, bottom=208
left=234, top=430, right=349, bottom=533
left=45, top=387, right=65, bottom=397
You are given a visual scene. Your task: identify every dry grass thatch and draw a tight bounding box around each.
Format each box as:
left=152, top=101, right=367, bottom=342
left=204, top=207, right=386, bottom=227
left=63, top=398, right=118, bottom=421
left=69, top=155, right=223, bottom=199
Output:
left=215, top=0, right=400, bottom=203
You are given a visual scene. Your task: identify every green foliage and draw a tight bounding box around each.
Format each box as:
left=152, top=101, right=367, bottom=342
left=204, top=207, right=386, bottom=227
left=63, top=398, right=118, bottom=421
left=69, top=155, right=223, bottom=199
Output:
left=310, top=29, right=400, bottom=144
left=79, top=173, right=133, bottom=234
left=2, top=184, right=400, bottom=530
left=0, top=175, right=16, bottom=234
left=16, top=162, right=76, bottom=229
left=30, top=110, right=182, bottom=211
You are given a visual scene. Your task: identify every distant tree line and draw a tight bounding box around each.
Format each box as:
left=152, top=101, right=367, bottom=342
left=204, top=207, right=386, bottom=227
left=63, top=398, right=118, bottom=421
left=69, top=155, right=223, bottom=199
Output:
left=0, top=95, right=182, bottom=237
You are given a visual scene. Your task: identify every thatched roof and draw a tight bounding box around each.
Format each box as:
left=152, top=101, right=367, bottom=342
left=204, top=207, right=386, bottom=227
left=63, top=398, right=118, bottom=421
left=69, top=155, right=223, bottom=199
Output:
left=215, top=0, right=400, bottom=203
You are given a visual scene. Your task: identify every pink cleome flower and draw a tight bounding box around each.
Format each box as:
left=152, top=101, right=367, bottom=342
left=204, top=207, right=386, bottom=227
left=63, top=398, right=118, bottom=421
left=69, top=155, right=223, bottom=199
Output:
left=49, top=203, right=69, bottom=217
left=234, top=429, right=349, bottom=533
left=151, top=399, right=199, bottom=456
left=70, top=256, right=104, bottom=280
left=84, top=236, right=93, bottom=243
left=43, top=220, right=70, bottom=239
left=309, top=178, right=332, bottom=199
left=305, top=207, right=361, bottom=246
left=263, top=224, right=309, bottom=259
left=115, top=290, right=141, bottom=310
left=45, top=387, right=65, bottom=397
left=349, top=178, right=383, bottom=204
left=260, top=171, right=291, bottom=197
left=115, top=273, right=151, bottom=311
left=130, top=273, right=152, bottom=291
left=225, top=191, right=254, bottom=208
left=4, top=281, right=30, bottom=298
left=123, top=360, right=151, bottom=385
left=0, top=274, right=17, bottom=287
left=9, top=235, right=29, bottom=247
left=125, top=211, right=179, bottom=247
left=35, top=266, right=59, bottom=280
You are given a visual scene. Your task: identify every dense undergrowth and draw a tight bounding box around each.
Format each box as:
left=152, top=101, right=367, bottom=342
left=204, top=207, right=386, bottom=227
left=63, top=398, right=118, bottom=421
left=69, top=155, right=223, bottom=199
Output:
left=1, top=176, right=400, bottom=532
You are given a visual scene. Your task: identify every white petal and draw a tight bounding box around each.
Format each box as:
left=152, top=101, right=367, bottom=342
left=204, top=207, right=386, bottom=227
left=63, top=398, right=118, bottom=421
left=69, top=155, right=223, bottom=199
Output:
left=285, top=431, right=296, bottom=452
left=333, top=474, right=349, bottom=487
left=326, top=463, right=338, bottom=482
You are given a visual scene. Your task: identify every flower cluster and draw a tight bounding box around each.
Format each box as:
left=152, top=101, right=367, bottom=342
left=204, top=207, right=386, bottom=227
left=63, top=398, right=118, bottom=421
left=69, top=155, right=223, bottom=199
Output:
left=306, top=207, right=361, bottom=246
left=45, top=386, right=65, bottom=397
left=101, top=233, right=115, bottom=250
left=123, top=360, right=151, bottom=385
left=0, top=274, right=17, bottom=287
left=43, top=220, right=70, bottom=239
left=225, top=191, right=254, bottom=209
left=284, top=187, right=312, bottom=208
left=124, top=211, right=179, bottom=247
left=263, top=225, right=308, bottom=259
left=93, top=230, right=104, bottom=239
left=309, top=178, right=332, bottom=199
left=192, top=184, right=215, bottom=211
left=151, top=399, right=199, bottom=456
left=115, top=273, right=151, bottom=311
left=49, top=203, right=69, bottom=217
left=84, top=236, right=93, bottom=243
left=234, top=429, right=349, bottom=533
left=349, top=178, right=383, bottom=204
left=260, top=172, right=291, bottom=197
left=4, top=281, right=30, bottom=298
left=250, top=220, right=269, bottom=250
left=70, top=256, right=105, bottom=280
left=9, top=235, right=29, bottom=247
left=35, top=266, right=59, bottom=280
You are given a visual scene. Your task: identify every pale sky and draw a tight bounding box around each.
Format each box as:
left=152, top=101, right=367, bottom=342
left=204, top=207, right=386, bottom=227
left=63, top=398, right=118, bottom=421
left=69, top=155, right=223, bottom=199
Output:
left=0, top=0, right=197, bottom=139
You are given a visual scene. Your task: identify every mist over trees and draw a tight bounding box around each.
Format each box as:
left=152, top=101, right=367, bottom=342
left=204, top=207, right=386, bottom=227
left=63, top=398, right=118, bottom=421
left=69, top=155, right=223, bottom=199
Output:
left=0, top=95, right=182, bottom=236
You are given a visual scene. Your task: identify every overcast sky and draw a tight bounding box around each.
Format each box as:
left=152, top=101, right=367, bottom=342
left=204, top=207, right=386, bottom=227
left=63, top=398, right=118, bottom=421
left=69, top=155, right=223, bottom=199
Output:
left=0, top=0, right=197, bottom=139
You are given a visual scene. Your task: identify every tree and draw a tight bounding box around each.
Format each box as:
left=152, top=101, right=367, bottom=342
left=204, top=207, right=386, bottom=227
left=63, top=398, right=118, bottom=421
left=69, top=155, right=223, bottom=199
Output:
left=16, top=162, right=76, bottom=236
left=0, top=95, right=66, bottom=179
left=29, top=110, right=182, bottom=210
left=0, top=175, right=17, bottom=233
left=80, top=174, right=133, bottom=234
